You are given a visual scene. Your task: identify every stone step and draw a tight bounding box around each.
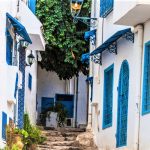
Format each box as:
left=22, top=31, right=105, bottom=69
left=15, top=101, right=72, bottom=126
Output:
left=42, top=131, right=62, bottom=137
left=51, top=146, right=81, bottom=150
left=46, top=136, right=65, bottom=142
left=62, top=132, right=80, bottom=137
left=47, top=141, right=76, bottom=146
left=57, top=128, right=85, bottom=133
left=37, top=144, right=51, bottom=149
left=64, top=136, right=76, bottom=141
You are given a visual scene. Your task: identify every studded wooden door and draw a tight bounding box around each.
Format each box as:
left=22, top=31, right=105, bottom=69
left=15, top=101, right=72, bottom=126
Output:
left=116, top=60, right=129, bottom=147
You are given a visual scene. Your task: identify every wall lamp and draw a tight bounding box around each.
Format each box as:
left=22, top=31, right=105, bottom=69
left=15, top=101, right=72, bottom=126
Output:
left=27, top=51, right=35, bottom=67
left=70, top=0, right=97, bottom=27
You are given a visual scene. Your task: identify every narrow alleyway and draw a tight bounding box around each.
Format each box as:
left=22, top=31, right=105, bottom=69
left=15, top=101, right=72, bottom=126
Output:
left=37, top=128, right=98, bottom=150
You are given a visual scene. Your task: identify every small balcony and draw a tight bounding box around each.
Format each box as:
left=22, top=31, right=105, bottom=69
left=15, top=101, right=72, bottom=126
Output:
left=114, top=0, right=150, bottom=26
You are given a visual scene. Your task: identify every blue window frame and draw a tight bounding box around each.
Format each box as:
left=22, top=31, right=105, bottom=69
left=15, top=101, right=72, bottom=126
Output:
left=2, top=112, right=7, bottom=140
left=6, top=29, right=13, bottom=65
left=116, top=60, right=129, bottom=147
left=28, top=73, right=32, bottom=90
left=103, top=64, right=114, bottom=129
left=14, top=73, right=18, bottom=98
left=100, top=0, right=114, bottom=18
left=142, top=42, right=150, bottom=115
left=28, top=0, right=36, bottom=14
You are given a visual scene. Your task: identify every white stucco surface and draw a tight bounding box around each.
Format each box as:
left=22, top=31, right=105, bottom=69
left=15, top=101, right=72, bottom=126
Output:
left=37, top=67, right=88, bottom=126
left=0, top=0, right=44, bottom=148
left=89, top=0, right=150, bottom=150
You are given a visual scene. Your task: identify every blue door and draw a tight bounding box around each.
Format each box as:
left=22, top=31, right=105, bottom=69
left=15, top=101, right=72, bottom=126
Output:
left=116, top=60, right=129, bottom=147
left=56, top=94, right=74, bottom=118
left=2, top=112, right=7, bottom=140
left=41, top=97, right=54, bottom=113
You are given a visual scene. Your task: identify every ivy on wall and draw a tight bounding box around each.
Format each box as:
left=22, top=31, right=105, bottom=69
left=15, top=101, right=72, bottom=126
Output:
left=36, top=0, right=91, bottom=80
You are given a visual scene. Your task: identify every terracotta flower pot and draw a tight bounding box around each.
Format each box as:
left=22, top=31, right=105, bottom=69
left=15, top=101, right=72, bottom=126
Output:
left=29, top=144, right=37, bottom=150
left=13, top=134, right=24, bottom=150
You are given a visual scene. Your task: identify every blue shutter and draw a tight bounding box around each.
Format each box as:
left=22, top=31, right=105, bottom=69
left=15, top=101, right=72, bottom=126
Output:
left=116, top=60, right=129, bottom=147
left=103, top=64, right=114, bottom=129
left=28, top=73, right=32, bottom=90
left=28, top=0, right=36, bottom=14
left=100, top=0, right=114, bottom=18
left=2, top=112, right=7, bottom=140
left=6, top=30, right=13, bottom=65
left=142, top=43, right=150, bottom=114
left=14, top=73, right=18, bottom=98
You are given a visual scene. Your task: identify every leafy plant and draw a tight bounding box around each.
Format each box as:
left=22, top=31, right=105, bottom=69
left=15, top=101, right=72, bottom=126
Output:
left=36, top=0, right=91, bottom=80
left=14, top=114, right=46, bottom=150
left=41, top=102, right=68, bottom=127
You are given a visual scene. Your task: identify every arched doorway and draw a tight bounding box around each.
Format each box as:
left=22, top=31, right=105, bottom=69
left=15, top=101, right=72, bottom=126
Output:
left=116, top=60, right=129, bottom=147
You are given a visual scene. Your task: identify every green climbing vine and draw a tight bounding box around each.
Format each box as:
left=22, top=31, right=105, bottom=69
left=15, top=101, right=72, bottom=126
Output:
left=36, top=0, right=91, bottom=80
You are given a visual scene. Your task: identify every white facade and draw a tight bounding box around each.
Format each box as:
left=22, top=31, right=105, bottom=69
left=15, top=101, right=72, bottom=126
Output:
left=88, top=0, right=150, bottom=150
left=37, top=66, right=88, bottom=127
left=0, top=0, right=44, bottom=148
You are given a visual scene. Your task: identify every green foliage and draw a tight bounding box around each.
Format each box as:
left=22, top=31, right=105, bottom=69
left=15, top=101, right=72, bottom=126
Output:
left=52, top=102, right=68, bottom=127
left=36, top=0, right=90, bottom=80
left=15, top=114, right=46, bottom=149
left=41, top=102, right=68, bottom=127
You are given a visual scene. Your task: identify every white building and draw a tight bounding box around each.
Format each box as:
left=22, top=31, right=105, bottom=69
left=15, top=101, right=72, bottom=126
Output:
left=0, top=0, right=45, bottom=148
left=87, top=0, right=150, bottom=150
left=37, top=68, right=88, bottom=128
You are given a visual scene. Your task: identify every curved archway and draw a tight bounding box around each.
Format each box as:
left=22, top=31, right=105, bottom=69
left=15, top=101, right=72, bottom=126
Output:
left=116, top=60, right=129, bottom=147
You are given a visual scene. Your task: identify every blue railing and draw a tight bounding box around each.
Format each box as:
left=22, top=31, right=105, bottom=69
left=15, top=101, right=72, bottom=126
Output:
left=100, top=0, right=114, bottom=18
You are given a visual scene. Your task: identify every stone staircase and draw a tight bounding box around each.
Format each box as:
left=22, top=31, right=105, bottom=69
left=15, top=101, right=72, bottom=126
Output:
left=37, top=128, right=98, bottom=150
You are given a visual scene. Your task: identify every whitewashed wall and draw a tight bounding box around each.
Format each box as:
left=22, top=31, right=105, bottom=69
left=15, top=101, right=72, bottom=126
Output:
left=0, top=0, right=18, bottom=148
left=37, top=66, right=66, bottom=114
left=90, top=0, right=143, bottom=150
left=24, top=51, right=38, bottom=125
left=0, top=0, right=39, bottom=148
left=77, top=73, right=88, bottom=125
left=139, top=20, right=150, bottom=150
left=37, top=66, right=88, bottom=126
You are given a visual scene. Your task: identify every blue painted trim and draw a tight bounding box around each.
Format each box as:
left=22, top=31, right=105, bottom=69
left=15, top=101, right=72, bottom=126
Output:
left=81, top=53, right=90, bottom=64
left=116, top=60, right=129, bottom=147
left=90, top=28, right=134, bottom=56
left=6, top=13, right=32, bottom=44
left=28, top=0, right=36, bottom=14
left=84, top=29, right=96, bottom=40
left=2, top=112, right=7, bottom=140
left=142, top=41, right=150, bottom=115
left=14, top=73, right=18, bottom=98
left=6, top=29, right=13, bottom=65
left=100, top=0, right=114, bottom=18
left=18, top=46, right=26, bottom=128
left=102, top=64, right=114, bottom=129
left=28, top=73, right=32, bottom=90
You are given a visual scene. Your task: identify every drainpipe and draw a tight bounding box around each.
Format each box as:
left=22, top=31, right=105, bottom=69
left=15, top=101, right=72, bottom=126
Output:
left=132, top=24, right=144, bottom=150
left=75, top=76, right=79, bottom=128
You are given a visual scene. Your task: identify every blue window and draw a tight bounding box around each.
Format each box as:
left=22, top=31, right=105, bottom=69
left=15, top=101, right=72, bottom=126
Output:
left=14, top=73, right=18, bottom=98
left=28, top=0, right=36, bottom=14
left=103, top=64, right=114, bottom=129
left=100, top=0, right=114, bottom=18
left=116, top=60, right=129, bottom=147
left=142, top=42, right=150, bottom=115
left=28, top=73, right=32, bottom=90
left=6, top=30, right=13, bottom=65
left=2, top=112, right=7, bottom=140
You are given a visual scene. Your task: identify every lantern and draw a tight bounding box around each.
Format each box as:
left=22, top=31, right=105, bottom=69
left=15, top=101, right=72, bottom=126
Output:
left=27, top=51, right=35, bottom=66
left=70, top=0, right=84, bottom=17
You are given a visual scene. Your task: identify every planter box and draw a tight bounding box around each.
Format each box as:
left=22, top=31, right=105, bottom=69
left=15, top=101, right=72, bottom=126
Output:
left=46, top=112, right=57, bottom=128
